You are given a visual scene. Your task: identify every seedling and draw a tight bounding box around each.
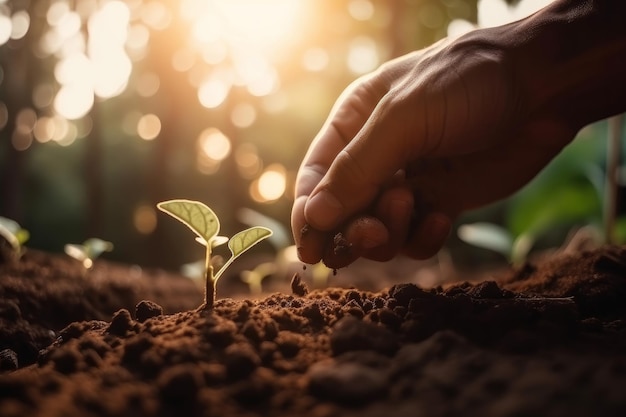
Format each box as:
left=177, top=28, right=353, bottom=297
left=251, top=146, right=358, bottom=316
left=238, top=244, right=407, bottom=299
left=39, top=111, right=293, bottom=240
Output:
left=157, top=199, right=272, bottom=310
left=64, top=238, right=114, bottom=270
left=457, top=222, right=533, bottom=266
left=0, top=217, right=29, bottom=261
left=241, top=262, right=276, bottom=295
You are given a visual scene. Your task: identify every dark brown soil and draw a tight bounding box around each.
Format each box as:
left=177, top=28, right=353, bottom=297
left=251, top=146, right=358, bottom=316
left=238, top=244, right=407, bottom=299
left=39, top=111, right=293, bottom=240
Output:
left=1, top=245, right=626, bottom=417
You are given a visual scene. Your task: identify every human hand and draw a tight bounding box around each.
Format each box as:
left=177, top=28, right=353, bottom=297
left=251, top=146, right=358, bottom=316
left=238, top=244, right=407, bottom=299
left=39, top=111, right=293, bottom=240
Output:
left=292, top=28, right=577, bottom=269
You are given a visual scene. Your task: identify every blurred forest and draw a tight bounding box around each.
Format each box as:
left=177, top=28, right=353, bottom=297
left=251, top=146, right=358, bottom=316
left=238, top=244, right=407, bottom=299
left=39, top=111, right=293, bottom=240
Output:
left=0, top=0, right=622, bottom=271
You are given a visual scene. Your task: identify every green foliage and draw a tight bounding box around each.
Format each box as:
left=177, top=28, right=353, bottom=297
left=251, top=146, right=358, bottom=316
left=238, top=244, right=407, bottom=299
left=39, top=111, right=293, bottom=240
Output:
left=64, top=238, right=114, bottom=270
left=458, top=131, right=607, bottom=262
left=157, top=199, right=272, bottom=310
left=0, top=217, right=29, bottom=261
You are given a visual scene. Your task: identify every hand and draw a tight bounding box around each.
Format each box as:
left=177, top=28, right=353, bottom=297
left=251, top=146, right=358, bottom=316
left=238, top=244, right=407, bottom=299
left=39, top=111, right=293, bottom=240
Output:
left=291, top=27, right=579, bottom=269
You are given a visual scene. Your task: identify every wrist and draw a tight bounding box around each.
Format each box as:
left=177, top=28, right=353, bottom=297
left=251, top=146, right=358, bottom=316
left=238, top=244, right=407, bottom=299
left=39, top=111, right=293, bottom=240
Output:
left=510, top=0, right=626, bottom=130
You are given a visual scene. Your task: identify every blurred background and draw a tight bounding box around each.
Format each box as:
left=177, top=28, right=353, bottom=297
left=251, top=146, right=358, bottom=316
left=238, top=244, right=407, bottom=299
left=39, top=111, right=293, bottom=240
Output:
left=0, top=0, right=624, bottom=277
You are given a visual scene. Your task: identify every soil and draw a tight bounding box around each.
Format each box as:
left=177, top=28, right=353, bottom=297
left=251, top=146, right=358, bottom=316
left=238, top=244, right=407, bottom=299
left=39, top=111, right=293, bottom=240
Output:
left=1, top=244, right=626, bottom=417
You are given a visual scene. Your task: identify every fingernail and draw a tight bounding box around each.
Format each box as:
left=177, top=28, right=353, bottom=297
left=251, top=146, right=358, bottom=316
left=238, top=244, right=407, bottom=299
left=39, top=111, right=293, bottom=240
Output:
left=305, top=190, right=343, bottom=230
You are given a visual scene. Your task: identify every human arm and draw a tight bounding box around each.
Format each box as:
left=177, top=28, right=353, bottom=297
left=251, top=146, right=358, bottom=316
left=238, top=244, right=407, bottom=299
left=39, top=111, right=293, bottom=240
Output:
left=291, top=0, right=626, bottom=268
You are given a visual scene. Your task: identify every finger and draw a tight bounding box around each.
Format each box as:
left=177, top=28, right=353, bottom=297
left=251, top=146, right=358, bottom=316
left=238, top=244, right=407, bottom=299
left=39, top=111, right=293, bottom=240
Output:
left=321, top=215, right=389, bottom=269
left=295, top=75, right=386, bottom=199
left=304, top=93, right=419, bottom=232
left=361, top=186, right=414, bottom=262
left=291, top=196, right=327, bottom=264
left=403, top=212, right=452, bottom=260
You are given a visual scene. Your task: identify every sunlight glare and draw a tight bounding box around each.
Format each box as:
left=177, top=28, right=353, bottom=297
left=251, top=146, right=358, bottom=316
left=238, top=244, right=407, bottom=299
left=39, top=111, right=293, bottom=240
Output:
left=348, top=0, right=375, bottom=21
left=255, top=164, right=286, bottom=202
left=88, top=1, right=131, bottom=98
left=54, top=10, right=82, bottom=40
left=199, top=128, right=231, bottom=161
left=211, top=0, right=304, bottom=51
left=10, top=10, right=29, bottom=40
left=478, top=0, right=554, bottom=28
left=54, top=83, right=94, bottom=120
left=302, top=48, right=330, bottom=72
left=347, top=36, right=379, bottom=75
left=137, top=114, right=161, bottom=140
left=198, top=77, right=230, bottom=108
left=0, top=13, right=11, bottom=45
left=140, top=1, right=171, bottom=30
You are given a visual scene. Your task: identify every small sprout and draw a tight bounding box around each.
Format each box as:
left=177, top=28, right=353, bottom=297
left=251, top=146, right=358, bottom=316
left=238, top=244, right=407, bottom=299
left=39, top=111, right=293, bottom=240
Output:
left=457, top=222, right=533, bottom=265
left=157, top=199, right=272, bottom=310
left=0, top=217, right=29, bottom=262
left=241, top=262, right=276, bottom=295
left=64, top=238, right=114, bottom=270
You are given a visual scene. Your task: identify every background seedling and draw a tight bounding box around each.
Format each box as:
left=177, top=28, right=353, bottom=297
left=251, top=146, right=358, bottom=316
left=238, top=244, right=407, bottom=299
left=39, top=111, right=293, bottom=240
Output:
left=157, top=199, right=272, bottom=310
left=0, top=217, right=29, bottom=262
left=240, top=262, right=276, bottom=295
left=64, top=238, right=114, bottom=270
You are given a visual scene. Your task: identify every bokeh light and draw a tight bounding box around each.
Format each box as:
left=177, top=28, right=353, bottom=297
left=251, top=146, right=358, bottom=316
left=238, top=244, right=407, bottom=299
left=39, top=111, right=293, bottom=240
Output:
left=235, top=143, right=262, bottom=179
left=347, top=36, right=379, bottom=75
left=134, top=203, right=158, bottom=234
left=0, top=12, right=12, bottom=46
left=10, top=10, right=30, bottom=40
left=198, top=128, right=231, bottom=161
left=251, top=163, right=287, bottom=203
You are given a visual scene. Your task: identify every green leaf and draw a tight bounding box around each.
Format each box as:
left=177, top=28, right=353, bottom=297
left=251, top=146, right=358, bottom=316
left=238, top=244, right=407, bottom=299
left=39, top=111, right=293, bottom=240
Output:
left=0, top=223, right=20, bottom=252
left=228, top=226, right=273, bottom=258
left=157, top=199, right=220, bottom=243
left=457, top=222, right=513, bottom=257
left=83, top=238, right=113, bottom=260
left=213, top=226, right=272, bottom=282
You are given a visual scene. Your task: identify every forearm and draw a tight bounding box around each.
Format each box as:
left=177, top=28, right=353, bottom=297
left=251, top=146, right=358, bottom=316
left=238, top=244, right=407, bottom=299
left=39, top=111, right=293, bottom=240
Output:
left=511, top=0, right=626, bottom=129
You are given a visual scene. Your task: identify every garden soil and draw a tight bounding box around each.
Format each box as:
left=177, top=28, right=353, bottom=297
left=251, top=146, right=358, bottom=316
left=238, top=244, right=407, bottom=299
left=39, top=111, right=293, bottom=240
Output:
left=1, top=245, right=626, bottom=417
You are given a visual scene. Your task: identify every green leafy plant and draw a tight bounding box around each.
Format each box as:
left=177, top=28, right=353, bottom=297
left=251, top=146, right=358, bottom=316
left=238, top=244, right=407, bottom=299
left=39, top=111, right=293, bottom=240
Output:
left=0, top=216, right=29, bottom=261
left=64, top=238, right=114, bottom=269
left=157, top=199, right=272, bottom=310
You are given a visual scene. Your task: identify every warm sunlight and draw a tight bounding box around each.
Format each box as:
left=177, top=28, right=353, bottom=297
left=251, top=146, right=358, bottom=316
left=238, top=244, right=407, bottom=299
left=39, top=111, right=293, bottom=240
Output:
left=251, top=163, right=287, bottom=203
left=185, top=0, right=305, bottom=54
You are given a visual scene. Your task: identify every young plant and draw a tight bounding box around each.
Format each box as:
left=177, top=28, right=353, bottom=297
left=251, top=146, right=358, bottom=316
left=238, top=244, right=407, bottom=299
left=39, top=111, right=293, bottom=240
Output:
left=64, top=238, right=114, bottom=270
left=241, top=262, right=276, bottom=295
left=157, top=199, right=272, bottom=310
left=0, top=216, right=29, bottom=262
left=457, top=222, right=533, bottom=266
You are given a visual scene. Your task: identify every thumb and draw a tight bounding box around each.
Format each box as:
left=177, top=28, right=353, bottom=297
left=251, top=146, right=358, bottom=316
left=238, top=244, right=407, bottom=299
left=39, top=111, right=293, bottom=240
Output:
left=304, top=100, right=416, bottom=231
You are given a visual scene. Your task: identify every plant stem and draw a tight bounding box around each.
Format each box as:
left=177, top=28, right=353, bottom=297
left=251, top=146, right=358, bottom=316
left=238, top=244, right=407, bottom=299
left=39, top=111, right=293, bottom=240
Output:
left=203, top=244, right=215, bottom=310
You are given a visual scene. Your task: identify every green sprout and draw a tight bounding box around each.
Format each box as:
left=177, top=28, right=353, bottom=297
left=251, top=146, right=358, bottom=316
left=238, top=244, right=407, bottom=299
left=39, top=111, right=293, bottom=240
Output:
left=241, top=262, right=276, bottom=295
left=64, top=238, right=114, bottom=270
left=157, top=199, right=272, bottom=310
left=0, top=216, right=29, bottom=261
